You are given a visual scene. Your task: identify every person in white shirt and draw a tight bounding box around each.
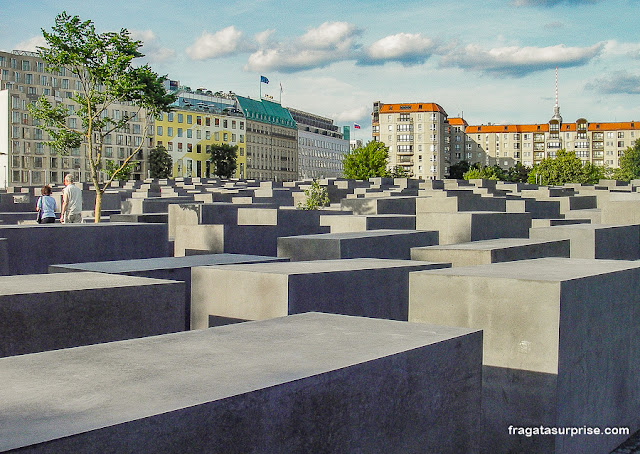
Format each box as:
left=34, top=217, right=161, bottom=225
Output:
left=60, top=174, right=82, bottom=223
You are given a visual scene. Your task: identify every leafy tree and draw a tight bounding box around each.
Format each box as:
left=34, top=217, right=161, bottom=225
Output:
left=208, top=143, right=238, bottom=179
left=388, top=165, right=410, bottom=178
left=105, top=160, right=136, bottom=181
left=527, top=149, right=607, bottom=185
left=506, top=162, right=532, bottom=183
left=342, top=141, right=389, bottom=179
left=298, top=179, right=329, bottom=210
left=613, top=139, right=640, bottom=181
left=28, top=12, right=175, bottom=221
left=148, top=145, right=173, bottom=178
left=447, top=160, right=470, bottom=179
left=463, top=163, right=505, bottom=181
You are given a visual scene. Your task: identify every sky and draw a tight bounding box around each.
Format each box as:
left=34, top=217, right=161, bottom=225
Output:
left=2, top=0, right=640, bottom=138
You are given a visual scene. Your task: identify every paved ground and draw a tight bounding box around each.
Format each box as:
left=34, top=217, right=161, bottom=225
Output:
left=612, top=430, right=640, bottom=453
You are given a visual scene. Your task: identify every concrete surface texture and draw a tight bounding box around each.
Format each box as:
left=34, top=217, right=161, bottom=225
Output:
left=0, top=313, right=482, bottom=454
left=0, top=272, right=184, bottom=357
left=408, top=258, right=640, bottom=454
left=529, top=223, right=640, bottom=259
left=410, top=238, right=570, bottom=266
left=191, top=258, right=450, bottom=328
left=277, top=229, right=438, bottom=261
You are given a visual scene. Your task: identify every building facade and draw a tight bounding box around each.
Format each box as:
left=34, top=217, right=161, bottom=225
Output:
left=155, top=86, right=245, bottom=178
left=372, top=101, right=452, bottom=179
left=288, top=108, right=349, bottom=179
left=236, top=96, right=298, bottom=181
left=0, top=50, right=154, bottom=188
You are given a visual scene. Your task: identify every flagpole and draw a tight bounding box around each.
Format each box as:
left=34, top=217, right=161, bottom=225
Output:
left=259, top=78, right=262, bottom=100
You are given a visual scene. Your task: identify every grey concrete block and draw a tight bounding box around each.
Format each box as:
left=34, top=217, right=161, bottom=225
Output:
left=109, top=213, right=168, bottom=223
left=340, top=196, right=417, bottom=215
left=277, top=229, right=438, bottom=261
left=411, top=238, right=570, bottom=266
left=0, top=313, right=482, bottom=454
left=530, top=218, right=591, bottom=228
left=49, top=254, right=287, bottom=330
left=192, top=259, right=450, bottom=327
left=0, top=223, right=171, bottom=275
left=505, top=198, right=562, bottom=219
left=0, top=272, right=184, bottom=357
left=0, top=238, right=8, bottom=275
left=601, top=200, right=640, bottom=225
left=416, top=211, right=531, bottom=244
left=319, top=214, right=416, bottom=233
left=408, top=258, right=640, bottom=454
left=416, top=193, right=506, bottom=213
left=563, top=208, right=601, bottom=223
left=121, top=196, right=194, bottom=215
left=529, top=223, right=640, bottom=259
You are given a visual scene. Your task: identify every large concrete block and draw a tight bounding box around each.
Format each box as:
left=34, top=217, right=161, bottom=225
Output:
left=340, top=196, right=417, bottom=215
left=319, top=214, right=416, bottom=232
left=415, top=193, right=506, bottom=213
left=601, top=200, right=640, bottom=224
left=529, top=223, right=640, bottom=259
left=277, top=229, right=438, bottom=261
left=416, top=211, right=531, bottom=244
left=409, top=258, right=640, bottom=453
left=411, top=238, right=570, bottom=266
left=0, top=313, right=482, bottom=454
left=0, top=223, right=171, bottom=275
left=49, top=254, right=287, bottom=330
left=0, top=272, right=184, bottom=357
left=0, top=238, right=8, bottom=275
left=192, top=258, right=450, bottom=328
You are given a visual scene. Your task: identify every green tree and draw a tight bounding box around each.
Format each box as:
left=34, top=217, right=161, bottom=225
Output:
left=447, top=160, right=470, bottom=179
left=105, top=160, right=136, bottom=181
left=298, top=180, right=330, bottom=210
left=342, top=141, right=389, bottom=179
left=613, top=139, right=640, bottom=181
left=208, top=143, right=238, bottom=179
left=463, top=163, right=505, bottom=181
left=148, top=145, right=173, bottom=179
left=388, top=165, right=410, bottom=178
left=506, top=162, right=532, bottom=183
left=528, top=149, right=607, bottom=185
left=28, top=12, right=175, bottom=222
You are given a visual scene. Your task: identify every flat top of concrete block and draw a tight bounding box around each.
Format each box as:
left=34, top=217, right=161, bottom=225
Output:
left=203, top=258, right=447, bottom=275
left=0, top=222, right=149, bottom=230
left=411, top=238, right=567, bottom=251
left=282, top=229, right=431, bottom=240
left=531, top=223, right=639, bottom=231
left=0, top=272, right=180, bottom=296
left=414, top=257, right=640, bottom=281
left=49, top=254, right=285, bottom=273
left=0, top=312, right=478, bottom=451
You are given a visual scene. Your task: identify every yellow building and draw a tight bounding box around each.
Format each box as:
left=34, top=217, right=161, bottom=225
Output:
left=154, top=94, right=246, bottom=178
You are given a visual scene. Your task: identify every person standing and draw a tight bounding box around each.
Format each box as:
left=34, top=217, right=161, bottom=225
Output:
left=60, top=174, right=82, bottom=223
left=36, top=185, right=57, bottom=224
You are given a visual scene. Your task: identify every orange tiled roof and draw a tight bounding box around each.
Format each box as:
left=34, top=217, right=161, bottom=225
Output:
left=382, top=103, right=447, bottom=115
left=448, top=117, right=468, bottom=127
left=588, top=122, right=640, bottom=131
left=465, top=124, right=549, bottom=133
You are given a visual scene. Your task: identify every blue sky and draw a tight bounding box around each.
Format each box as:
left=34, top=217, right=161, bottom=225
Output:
left=2, top=0, right=640, bottom=136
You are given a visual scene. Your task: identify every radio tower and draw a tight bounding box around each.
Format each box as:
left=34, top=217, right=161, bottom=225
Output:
left=551, top=67, right=563, bottom=123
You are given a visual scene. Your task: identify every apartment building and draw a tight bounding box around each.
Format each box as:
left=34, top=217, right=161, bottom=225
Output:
left=0, top=50, right=153, bottom=188
left=155, top=86, right=246, bottom=178
left=465, top=120, right=640, bottom=169
left=236, top=96, right=298, bottom=181
left=372, top=101, right=452, bottom=179
left=288, top=108, right=349, bottom=179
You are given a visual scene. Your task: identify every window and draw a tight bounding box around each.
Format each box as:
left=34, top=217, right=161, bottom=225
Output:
left=223, top=120, right=228, bottom=128
left=205, top=117, right=210, bottom=126
left=215, top=118, right=220, bottom=126
left=167, top=113, right=174, bottom=121
left=214, top=132, right=220, bottom=140
left=187, top=129, right=192, bottom=138
left=618, top=132, right=625, bottom=138
left=187, top=115, right=192, bottom=124
left=167, top=127, right=173, bottom=136
left=178, top=113, right=183, bottom=123
left=177, top=128, right=183, bottom=137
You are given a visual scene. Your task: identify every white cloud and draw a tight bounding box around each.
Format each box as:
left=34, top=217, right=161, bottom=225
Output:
left=440, top=42, right=604, bottom=77
left=334, top=106, right=369, bottom=122
left=130, top=30, right=175, bottom=63
left=586, top=71, right=640, bottom=95
left=244, top=22, right=361, bottom=73
left=299, top=22, right=361, bottom=51
left=14, top=36, right=47, bottom=52
left=361, top=33, right=437, bottom=66
left=255, top=29, right=275, bottom=47
left=186, top=26, right=244, bottom=60
left=603, top=40, right=640, bottom=59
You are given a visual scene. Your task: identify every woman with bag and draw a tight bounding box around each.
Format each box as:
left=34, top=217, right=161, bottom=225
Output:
left=36, top=185, right=57, bottom=224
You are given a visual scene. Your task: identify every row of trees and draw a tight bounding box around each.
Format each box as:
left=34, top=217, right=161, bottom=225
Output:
left=342, top=141, right=409, bottom=179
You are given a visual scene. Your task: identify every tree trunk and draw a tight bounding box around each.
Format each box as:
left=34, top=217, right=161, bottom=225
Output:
left=94, top=190, right=102, bottom=223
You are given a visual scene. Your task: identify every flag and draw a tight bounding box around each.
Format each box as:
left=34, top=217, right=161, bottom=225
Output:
left=280, top=82, right=283, bottom=92
left=260, top=75, right=269, bottom=84
left=354, top=123, right=361, bottom=129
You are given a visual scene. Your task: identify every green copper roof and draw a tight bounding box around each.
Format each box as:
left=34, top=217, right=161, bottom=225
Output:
left=236, top=96, right=297, bottom=130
